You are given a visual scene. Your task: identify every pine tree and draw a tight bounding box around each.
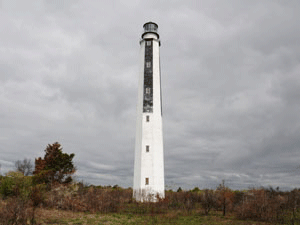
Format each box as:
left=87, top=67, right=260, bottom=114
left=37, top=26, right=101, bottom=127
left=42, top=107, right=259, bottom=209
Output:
left=33, top=142, right=76, bottom=184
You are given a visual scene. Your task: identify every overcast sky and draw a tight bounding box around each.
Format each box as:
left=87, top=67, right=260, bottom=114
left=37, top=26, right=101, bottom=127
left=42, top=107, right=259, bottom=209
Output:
left=0, top=0, right=300, bottom=190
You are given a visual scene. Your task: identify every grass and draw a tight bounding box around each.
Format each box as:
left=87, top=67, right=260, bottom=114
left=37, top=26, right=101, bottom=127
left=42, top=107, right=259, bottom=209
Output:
left=32, top=208, right=272, bottom=225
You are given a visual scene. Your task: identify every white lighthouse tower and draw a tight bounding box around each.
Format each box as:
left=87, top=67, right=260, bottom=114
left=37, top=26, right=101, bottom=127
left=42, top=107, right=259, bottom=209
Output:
left=133, top=22, right=165, bottom=202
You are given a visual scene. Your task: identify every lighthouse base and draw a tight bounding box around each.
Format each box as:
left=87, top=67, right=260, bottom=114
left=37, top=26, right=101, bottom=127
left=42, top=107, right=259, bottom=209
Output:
left=133, top=188, right=165, bottom=202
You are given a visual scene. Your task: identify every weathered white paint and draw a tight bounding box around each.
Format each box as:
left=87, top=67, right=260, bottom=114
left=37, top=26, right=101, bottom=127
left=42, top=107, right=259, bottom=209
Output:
left=133, top=23, right=164, bottom=202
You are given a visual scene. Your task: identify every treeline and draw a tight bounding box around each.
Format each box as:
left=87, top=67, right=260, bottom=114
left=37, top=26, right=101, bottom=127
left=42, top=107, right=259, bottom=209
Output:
left=1, top=176, right=300, bottom=224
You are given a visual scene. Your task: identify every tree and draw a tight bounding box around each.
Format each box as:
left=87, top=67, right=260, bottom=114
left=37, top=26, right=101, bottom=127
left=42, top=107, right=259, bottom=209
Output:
left=201, top=189, right=216, bottom=215
left=15, top=158, right=33, bottom=176
left=216, top=180, right=234, bottom=216
left=177, top=187, right=182, bottom=192
left=33, top=142, right=76, bottom=184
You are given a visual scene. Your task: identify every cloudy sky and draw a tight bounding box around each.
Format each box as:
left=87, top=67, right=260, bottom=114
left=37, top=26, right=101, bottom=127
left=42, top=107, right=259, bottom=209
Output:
left=0, top=0, right=300, bottom=190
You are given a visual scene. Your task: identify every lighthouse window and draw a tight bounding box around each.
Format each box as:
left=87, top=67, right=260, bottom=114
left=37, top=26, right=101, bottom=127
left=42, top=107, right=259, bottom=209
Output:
left=146, top=62, right=151, bottom=68
left=146, top=87, right=150, bottom=94
left=146, top=145, right=149, bottom=152
left=145, top=178, right=149, bottom=185
left=146, top=41, right=151, bottom=46
left=146, top=115, right=149, bottom=122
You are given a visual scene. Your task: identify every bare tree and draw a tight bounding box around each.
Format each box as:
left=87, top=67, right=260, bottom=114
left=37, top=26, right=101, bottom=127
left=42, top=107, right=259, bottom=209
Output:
left=15, top=158, right=33, bottom=176
left=201, top=189, right=216, bottom=215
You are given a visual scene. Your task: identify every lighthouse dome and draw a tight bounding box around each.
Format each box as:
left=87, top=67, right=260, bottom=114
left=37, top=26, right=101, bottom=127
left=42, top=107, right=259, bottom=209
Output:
left=142, top=22, right=159, bottom=39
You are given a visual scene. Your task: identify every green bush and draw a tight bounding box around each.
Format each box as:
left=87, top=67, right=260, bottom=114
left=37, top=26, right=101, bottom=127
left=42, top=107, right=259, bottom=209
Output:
left=0, top=176, right=14, bottom=198
left=0, top=171, right=33, bottom=199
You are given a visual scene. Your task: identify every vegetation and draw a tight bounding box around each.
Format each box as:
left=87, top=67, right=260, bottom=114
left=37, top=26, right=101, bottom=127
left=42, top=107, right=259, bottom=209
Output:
left=1, top=178, right=300, bottom=224
left=15, top=158, right=33, bottom=176
left=33, top=142, right=76, bottom=185
left=0, top=142, right=300, bottom=224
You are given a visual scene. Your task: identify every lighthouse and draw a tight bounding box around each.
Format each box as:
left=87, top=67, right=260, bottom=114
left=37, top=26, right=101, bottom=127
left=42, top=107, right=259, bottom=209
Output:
left=133, top=22, right=165, bottom=202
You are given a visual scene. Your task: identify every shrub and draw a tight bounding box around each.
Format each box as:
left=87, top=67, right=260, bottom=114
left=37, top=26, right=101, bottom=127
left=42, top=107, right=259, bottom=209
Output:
left=200, top=189, right=216, bottom=215
left=235, top=188, right=290, bottom=223
left=0, top=176, right=14, bottom=198
left=0, top=197, right=32, bottom=224
left=0, top=171, right=32, bottom=199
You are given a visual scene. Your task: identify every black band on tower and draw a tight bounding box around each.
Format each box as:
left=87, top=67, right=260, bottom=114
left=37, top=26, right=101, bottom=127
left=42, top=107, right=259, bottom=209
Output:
left=143, top=38, right=153, bottom=113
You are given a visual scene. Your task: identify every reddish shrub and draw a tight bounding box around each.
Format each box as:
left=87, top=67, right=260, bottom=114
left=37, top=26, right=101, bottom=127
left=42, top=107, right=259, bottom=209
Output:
left=0, top=197, right=32, bottom=224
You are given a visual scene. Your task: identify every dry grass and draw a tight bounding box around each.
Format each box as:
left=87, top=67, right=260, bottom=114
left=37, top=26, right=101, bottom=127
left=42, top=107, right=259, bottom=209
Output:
left=32, top=208, right=272, bottom=225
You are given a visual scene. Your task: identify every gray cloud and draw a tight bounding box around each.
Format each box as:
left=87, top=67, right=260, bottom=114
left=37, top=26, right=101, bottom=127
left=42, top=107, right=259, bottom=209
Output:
left=0, top=0, right=300, bottom=190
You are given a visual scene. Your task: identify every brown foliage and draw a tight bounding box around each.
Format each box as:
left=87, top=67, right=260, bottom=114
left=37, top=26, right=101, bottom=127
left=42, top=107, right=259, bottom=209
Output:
left=215, top=181, right=235, bottom=216
left=42, top=185, right=132, bottom=214
left=33, top=158, right=46, bottom=175
left=0, top=197, right=32, bottom=224
left=235, top=188, right=290, bottom=223
left=164, top=191, right=201, bottom=214
left=2, top=181, right=300, bottom=224
left=201, top=189, right=216, bottom=215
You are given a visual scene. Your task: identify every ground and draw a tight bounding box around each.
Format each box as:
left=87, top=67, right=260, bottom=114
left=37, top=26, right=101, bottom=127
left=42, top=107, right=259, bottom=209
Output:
left=34, top=209, right=271, bottom=225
